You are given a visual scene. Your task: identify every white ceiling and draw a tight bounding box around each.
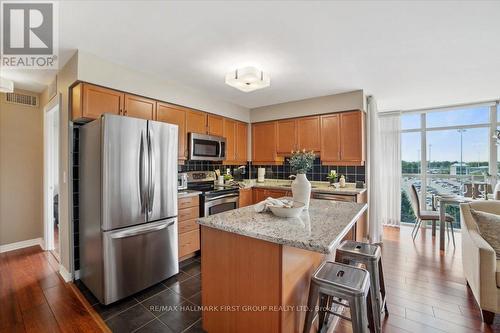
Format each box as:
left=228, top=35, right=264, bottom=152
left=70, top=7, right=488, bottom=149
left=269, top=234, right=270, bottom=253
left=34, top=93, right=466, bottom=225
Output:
left=2, top=1, right=500, bottom=111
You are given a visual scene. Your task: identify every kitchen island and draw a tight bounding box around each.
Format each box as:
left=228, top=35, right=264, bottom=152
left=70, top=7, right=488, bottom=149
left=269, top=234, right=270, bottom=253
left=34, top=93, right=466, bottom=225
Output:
left=197, top=198, right=368, bottom=333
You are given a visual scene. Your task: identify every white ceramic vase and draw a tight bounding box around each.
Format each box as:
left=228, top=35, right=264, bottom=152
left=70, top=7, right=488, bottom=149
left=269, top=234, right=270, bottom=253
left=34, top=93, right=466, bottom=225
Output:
left=292, top=173, right=311, bottom=210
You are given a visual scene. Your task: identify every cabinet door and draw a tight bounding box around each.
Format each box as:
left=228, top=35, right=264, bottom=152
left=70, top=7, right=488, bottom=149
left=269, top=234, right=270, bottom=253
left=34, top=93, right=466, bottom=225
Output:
left=156, top=103, right=186, bottom=160
left=223, top=118, right=237, bottom=163
left=340, top=111, right=364, bottom=164
left=320, top=114, right=341, bottom=163
left=75, top=83, right=124, bottom=121
left=208, top=114, right=224, bottom=136
left=186, top=110, right=207, bottom=135
left=266, top=189, right=288, bottom=199
left=239, top=188, right=253, bottom=207
left=124, top=94, right=156, bottom=120
left=276, top=119, right=296, bottom=154
left=297, top=116, right=320, bottom=152
left=252, top=122, right=278, bottom=164
left=236, top=122, right=248, bottom=164
left=252, top=188, right=267, bottom=204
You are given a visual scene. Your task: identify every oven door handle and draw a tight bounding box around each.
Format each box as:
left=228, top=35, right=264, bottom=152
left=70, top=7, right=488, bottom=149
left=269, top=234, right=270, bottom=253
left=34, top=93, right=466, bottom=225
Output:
left=205, top=193, right=239, bottom=201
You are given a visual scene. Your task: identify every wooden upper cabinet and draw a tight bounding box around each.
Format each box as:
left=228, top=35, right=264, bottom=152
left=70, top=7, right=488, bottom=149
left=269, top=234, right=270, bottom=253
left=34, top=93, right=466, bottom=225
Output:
left=276, top=119, right=297, bottom=154
left=340, top=111, right=364, bottom=164
left=123, top=94, right=156, bottom=120
left=223, top=118, right=237, bottom=163
left=236, top=122, right=248, bottom=164
left=186, top=110, right=207, bottom=135
left=72, top=83, right=124, bottom=122
left=208, top=114, right=224, bottom=136
left=252, top=121, right=279, bottom=164
left=297, top=116, right=320, bottom=152
left=320, top=114, right=341, bottom=163
left=320, top=111, right=365, bottom=166
left=156, top=103, right=187, bottom=160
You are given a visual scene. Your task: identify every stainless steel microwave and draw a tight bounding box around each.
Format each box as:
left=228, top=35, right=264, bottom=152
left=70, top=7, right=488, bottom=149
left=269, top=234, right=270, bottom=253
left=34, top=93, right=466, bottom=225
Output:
left=189, top=133, right=226, bottom=161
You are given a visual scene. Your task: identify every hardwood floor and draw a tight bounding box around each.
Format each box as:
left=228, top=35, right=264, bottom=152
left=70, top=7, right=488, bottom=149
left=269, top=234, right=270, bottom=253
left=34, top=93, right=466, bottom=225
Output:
left=374, top=226, right=500, bottom=333
left=0, top=246, right=107, bottom=333
left=1, top=226, right=499, bottom=332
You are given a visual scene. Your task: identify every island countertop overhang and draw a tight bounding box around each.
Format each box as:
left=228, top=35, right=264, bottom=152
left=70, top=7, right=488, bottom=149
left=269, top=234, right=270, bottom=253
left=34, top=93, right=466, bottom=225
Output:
left=197, top=198, right=368, bottom=254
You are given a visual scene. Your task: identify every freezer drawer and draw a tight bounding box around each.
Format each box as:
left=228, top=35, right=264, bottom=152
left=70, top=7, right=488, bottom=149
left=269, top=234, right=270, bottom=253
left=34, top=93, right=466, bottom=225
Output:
left=102, top=218, right=178, bottom=304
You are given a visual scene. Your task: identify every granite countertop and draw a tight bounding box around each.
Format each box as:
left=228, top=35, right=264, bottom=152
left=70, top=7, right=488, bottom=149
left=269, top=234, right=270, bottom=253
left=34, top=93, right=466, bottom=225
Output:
left=178, top=190, right=202, bottom=199
left=239, top=179, right=366, bottom=195
left=197, top=198, right=367, bottom=254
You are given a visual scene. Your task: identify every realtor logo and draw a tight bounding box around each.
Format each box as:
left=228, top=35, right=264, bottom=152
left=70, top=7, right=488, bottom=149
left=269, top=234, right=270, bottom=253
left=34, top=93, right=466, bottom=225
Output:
left=1, top=1, right=58, bottom=69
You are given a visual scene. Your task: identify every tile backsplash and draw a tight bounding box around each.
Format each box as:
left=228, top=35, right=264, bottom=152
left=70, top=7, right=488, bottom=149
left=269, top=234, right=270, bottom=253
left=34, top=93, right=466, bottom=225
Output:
left=178, top=158, right=365, bottom=183
left=249, top=158, right=365, bottom=183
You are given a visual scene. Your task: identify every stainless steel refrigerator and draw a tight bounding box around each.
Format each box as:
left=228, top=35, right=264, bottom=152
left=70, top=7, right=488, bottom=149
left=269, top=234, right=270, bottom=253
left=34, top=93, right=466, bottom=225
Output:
left=79, top=114, right=178, bottom=305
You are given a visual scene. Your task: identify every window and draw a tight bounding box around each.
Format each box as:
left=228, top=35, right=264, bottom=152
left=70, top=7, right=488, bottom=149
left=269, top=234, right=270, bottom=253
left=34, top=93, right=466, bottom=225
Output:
left=401, top=113, right=421, bottom=130
left=426, top=107, right=490, bottom=128
left=400, top=104, right=496, bottom=228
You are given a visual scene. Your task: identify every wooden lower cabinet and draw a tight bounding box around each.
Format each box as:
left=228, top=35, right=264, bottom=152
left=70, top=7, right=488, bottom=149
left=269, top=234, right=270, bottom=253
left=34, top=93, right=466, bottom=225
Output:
left=239, top=188, right=253, bottom=207
left=201, top=226, right=325, bottom=333
left=252, top=188, right=292, bottom=204
left=179, top=229, right=201, bottom=259
left=178, top=195, right=200, bottom=259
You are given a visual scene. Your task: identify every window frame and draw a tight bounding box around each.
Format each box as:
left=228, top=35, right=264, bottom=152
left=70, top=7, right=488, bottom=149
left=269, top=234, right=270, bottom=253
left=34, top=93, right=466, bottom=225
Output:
left=401, top=103, right=498, bottom=218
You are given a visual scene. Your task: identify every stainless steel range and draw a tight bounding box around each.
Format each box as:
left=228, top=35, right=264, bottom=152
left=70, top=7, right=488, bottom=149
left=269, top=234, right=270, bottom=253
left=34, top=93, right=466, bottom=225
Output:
left=186, top=171, right=239, bottom=217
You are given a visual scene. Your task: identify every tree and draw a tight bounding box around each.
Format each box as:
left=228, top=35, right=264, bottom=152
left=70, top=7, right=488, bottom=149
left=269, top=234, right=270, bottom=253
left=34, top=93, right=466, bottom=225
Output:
left=401, top=190, right=417, bottom=223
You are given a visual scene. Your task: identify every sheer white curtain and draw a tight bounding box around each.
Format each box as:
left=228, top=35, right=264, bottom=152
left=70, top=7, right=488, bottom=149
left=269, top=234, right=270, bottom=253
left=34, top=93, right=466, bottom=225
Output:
left=367, top=96, right=401, bottom=244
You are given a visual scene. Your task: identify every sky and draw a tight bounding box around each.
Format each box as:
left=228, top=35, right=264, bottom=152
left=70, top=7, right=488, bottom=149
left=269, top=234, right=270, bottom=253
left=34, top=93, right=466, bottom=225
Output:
left=401, top=106, right=497, bottom=162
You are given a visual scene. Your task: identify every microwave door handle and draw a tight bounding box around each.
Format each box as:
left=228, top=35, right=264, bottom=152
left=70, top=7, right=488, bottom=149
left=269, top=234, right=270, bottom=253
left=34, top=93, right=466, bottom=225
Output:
left=219, top=141, right=222, bottom=158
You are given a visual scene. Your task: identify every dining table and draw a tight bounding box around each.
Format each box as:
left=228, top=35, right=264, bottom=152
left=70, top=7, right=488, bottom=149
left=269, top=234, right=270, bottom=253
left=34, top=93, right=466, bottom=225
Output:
left=436, top=195, right=474, bottom=251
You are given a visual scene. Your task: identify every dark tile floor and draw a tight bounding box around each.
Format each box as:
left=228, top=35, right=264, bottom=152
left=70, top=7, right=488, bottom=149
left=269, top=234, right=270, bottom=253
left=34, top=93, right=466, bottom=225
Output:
left=75, top=256, right=204, bottom=333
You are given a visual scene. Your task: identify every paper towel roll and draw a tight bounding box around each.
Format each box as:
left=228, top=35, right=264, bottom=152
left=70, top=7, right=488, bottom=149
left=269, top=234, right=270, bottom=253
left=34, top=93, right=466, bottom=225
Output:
left=257, top=168, right=265, bottom=183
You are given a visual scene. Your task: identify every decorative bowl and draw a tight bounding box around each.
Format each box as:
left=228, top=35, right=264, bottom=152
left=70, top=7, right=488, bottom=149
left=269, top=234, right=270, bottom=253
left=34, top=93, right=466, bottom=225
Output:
left=269, top=202, right=305, bottom=218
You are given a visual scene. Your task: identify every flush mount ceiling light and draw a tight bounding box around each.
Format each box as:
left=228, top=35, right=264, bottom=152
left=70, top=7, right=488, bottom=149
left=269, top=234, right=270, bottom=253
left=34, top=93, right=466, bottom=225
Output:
left=225, top=66, right=270, bottom=92
left=0, top=77, right=14, bottom=93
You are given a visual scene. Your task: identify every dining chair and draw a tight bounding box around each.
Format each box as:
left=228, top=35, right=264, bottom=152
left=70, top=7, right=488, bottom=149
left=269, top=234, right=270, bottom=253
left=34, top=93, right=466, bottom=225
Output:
left=408, top=184, right=456, bottom=246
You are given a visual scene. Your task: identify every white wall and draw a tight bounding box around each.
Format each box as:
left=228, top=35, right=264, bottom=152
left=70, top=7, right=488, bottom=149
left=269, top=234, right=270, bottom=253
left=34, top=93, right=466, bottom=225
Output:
left=77, top=51, right=251, bottom=122
left=250, top=90, right=365, bottom=123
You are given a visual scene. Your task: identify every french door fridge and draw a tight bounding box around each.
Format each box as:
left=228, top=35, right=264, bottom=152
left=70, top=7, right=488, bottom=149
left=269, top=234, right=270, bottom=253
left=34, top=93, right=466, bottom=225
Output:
left=79, top=114, right=178, bottom=305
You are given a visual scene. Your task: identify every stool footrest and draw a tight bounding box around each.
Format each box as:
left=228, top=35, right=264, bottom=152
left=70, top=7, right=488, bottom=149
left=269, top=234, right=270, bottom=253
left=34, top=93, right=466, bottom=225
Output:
left=325, top=310, right=351, bottom=322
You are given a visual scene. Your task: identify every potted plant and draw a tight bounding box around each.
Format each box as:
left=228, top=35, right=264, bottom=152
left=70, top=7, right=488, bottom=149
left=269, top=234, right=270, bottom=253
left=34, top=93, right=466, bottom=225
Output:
left=326, top=170, right=338, bottom=185
left=289, top=149, right=315, bottom=210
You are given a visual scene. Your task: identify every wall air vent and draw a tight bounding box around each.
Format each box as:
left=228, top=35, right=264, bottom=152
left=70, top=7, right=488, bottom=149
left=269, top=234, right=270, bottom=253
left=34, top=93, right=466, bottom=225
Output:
left=5, top=92, right=39, bottom=107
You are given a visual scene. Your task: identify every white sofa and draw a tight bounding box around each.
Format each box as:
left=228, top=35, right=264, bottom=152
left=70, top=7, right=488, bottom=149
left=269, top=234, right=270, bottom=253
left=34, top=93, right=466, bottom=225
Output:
left=460, top=201, right=500, bottom=324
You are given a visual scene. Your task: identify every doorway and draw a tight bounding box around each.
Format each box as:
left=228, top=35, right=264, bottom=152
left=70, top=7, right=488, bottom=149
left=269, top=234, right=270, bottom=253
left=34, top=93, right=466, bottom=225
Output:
left=44, top=101, right=60, bottom=260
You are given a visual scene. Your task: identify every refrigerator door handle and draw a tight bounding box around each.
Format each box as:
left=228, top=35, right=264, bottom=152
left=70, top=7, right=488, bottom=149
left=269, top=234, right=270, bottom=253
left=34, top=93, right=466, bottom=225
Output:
left=147, top=128, right=156, bottom=215
left=110, top=220, right=175, bottom=239
left=139, top=130, right=148, bottom=214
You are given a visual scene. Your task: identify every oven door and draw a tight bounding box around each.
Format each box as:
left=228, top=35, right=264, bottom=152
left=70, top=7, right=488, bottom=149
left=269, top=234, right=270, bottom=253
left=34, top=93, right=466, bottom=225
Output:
left=189, top=133, right=226, bottom=161
left=204, top=193, right=239, bottom=216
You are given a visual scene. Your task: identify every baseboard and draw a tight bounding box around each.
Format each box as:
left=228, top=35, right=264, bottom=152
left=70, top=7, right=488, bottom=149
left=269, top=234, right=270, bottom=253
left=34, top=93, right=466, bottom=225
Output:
left=59, top=264, right=73, bottom=282
left=0, top=237, right=43, bottom=253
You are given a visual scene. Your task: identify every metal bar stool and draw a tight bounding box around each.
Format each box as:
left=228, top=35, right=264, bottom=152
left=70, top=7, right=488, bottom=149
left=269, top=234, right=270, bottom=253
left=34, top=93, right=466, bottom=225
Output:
left=336, top=240, right=388, bottom=333
left=303, top=261, right=376, bottom=333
